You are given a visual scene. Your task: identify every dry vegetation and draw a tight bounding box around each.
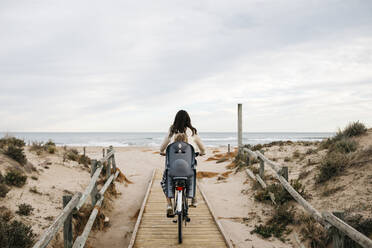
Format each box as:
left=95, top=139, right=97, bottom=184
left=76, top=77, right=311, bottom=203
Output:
left=233, top=121, right=372, bottom=247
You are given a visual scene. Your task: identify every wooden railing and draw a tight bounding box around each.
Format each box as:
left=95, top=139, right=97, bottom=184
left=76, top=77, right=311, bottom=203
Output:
left=33, top=146, right=119, bottom=248
left=240, top=147, right=372, bottom=248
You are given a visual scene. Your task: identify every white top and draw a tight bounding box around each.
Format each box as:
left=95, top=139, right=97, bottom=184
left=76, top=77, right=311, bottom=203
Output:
left=160, top=127, right=206, bottom=154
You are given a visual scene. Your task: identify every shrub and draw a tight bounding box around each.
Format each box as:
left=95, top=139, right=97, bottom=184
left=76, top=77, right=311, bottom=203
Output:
left=251, top=204, right=295, bottom=242
left=255, top=179, right=309, bottom=205
left=319, top=121, right=367, bottom=150
left=0, top=137, right=27, bottom=165
left=30, top=140, right=57, bottom=155
left=0, top=184, right=9, bottom=198
left=342, top=121, right=367, bottom=138
left=44, top=140, right=56, bottom=154
left=4, top=145, right=27, bottom=165
left=65, top=149, right=79, bottom=161
left=0, top=219, right=35, bottom=248
left=315, top=152, right=349, bottom=184
left=5, top=170, right=27, bottom=187
left=0, top=137, right=25, bottom=149
left=299, top=214, right=330, bottom=248
left=329, top=138, right=357, bottom=154
left=16, top=204, right=34, bottom=216
left=78, top=154, right=91, bottom=166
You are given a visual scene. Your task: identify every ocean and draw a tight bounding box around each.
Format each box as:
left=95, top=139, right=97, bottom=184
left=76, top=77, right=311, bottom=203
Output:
left=0, top=132, right=333, bottom=147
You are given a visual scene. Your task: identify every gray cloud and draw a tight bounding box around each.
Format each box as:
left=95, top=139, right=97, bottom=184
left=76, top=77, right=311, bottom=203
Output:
left=0, top=0, right=371, bottom=132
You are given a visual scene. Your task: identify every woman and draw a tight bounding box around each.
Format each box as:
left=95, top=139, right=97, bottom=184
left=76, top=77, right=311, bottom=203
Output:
left=160, top=110, right=206, bottom=216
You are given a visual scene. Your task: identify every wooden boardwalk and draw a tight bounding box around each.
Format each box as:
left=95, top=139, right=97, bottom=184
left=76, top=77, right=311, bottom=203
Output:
left=129, top=169, right=229, bottom=248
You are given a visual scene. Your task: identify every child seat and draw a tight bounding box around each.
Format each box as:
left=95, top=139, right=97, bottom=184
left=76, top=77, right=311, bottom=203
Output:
left=165, top=141, right=197, bottom=198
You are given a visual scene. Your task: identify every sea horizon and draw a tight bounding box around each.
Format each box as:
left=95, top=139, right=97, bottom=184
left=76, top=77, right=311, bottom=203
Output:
left=0, top=131, right=334, bottom=147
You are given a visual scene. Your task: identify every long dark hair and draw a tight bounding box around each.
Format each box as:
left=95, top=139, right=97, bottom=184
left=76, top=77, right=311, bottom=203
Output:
left=170, top=110, right=197, bottom=136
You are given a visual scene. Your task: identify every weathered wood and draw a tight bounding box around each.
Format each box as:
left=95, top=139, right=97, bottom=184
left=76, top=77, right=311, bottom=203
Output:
left=128, top=169, right=156, bottom=248
left=245, top=169, right=276, bottom=205
left=237, top=103, right=242, bottom=148
left=198, top=181, right=233, bottom=248
left=75, top=160, right=103, bottom=211
left=106, top=147, right=112, bottom=180
left=99, top=150, right=114, bottom=164
left=102, top=148, right=105, bottom=158
left=32, top=192, right=82, bottom=248
left=83, top=147, right=86, bottom=156
left=63, top=195, right=73, bottom=248
left=73, top=170, right=120, bottom=248
left=255, top=150, right=281, bottom=173
left=322, top=212, right=372, bottom=248
left=281, top=166, right=289, bottom=181
left=90, top=160, right=99, bottom=206
left=259, top=158, right=264, bottom=179
left=242, top=147, right=258, bottom=160
left=245, top=168, right=256, bottom=180
left=228, top=144, right=230, bottom=154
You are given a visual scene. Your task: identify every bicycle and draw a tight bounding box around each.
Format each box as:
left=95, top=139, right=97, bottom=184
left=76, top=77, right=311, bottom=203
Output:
left=161, top=143, right=199, bottom=243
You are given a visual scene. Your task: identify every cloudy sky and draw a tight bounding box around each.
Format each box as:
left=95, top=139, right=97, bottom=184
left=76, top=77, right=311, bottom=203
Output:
left=0, top=0, right=371, bottom=132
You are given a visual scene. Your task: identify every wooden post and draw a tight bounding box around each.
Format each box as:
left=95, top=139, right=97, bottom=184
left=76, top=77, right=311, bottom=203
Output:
left=102, top=148, right=105, bottom=158
left=259, top=158, right=265, bottom=179
left=322, top=212, right=372, bottom=248
left=228, top=144, right=230, bottom=154
left=332, top=212, right=345, bottom=248
left=90, top=160, right=98, bottom=206
left=106, top=147, right=112, bottom=180
left=63, top=195, right=73, bottom=248
left=83, top=147, right=86, bottom=156
left=237, top=103, right=242, bottom=148
left=281, top=166, right=289, bottom=181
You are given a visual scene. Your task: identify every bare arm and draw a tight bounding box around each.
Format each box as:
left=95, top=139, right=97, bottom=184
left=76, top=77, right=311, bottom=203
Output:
left=160, top=130, right=172, bottom=153
left=194, top=134, right=206, bottom=155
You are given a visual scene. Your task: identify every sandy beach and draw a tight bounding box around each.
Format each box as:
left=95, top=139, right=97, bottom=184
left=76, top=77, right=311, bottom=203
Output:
left=1, top=128, right=371, bottom=248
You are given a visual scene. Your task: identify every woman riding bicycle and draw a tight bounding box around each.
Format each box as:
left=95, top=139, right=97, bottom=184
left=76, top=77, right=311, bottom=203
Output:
left=160, top=110, right=206, bottom=216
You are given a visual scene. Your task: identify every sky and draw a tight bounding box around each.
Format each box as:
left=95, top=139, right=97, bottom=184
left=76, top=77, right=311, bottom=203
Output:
left=0, top=0, right=371, bottom=132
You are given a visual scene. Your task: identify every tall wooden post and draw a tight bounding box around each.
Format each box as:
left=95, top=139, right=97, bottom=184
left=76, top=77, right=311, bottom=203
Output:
left=90, top=160, right=98, bottom=206
left=63, top=195, right=73, bottom=248
left=83, top=147, right=86, bottom=156
left=102, top=148, right=105, bottom=158
left=237, top=103, right=242, bottom=148
left=228, top=144, right=231, bottom=154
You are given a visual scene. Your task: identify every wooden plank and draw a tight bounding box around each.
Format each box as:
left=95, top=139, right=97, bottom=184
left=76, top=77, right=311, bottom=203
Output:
left=128, top=169, right=156, bottom=248
left=33, top=192, right=82, bottom=248
left=132, top=169, right=228, bottom=248
left=322, top=212, right=372, bottom=248
left=198, top=181, right=232, bottom=248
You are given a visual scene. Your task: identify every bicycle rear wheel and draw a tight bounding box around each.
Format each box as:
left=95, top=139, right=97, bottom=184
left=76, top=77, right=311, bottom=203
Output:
left=178, top=213, right=182, bottom=243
